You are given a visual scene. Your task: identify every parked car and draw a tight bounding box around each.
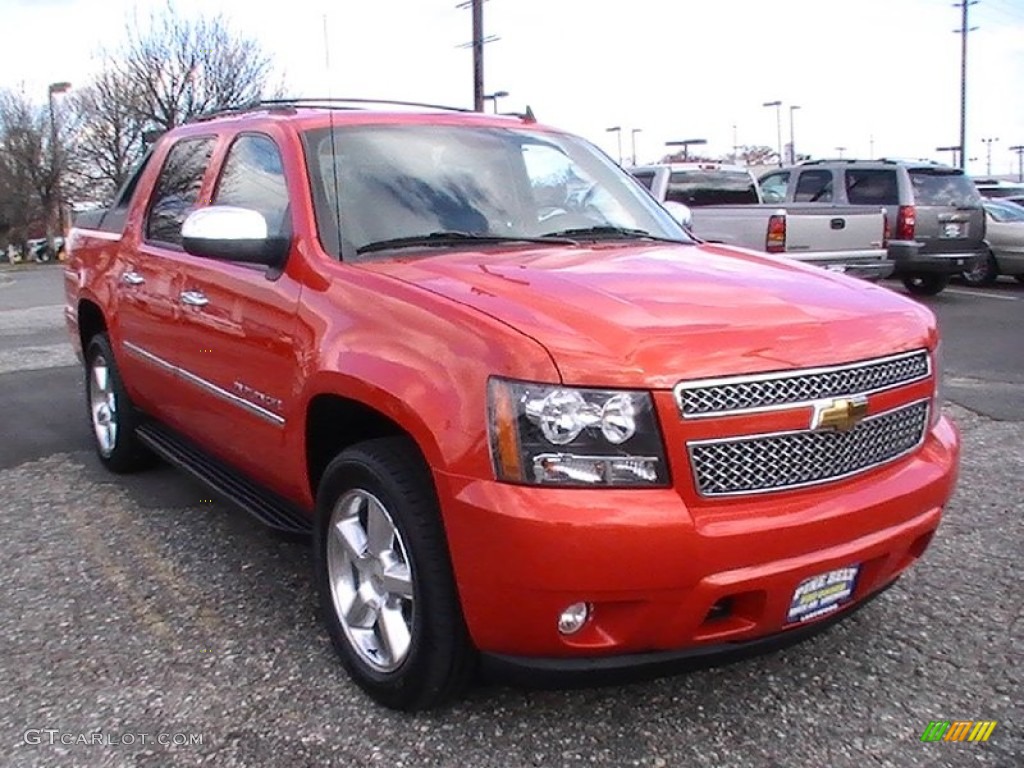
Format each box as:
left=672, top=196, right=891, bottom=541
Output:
left=65, top=99, right=959, bottom=710
left=973, top=178, right=1024, bottom=205
left=760, top=159, right=987, bottom=295
left=25, top=237, right=65, bottom=263
left=961, top=200, right=1024, bottom=285
left=629, top=163, right=891, bottom=279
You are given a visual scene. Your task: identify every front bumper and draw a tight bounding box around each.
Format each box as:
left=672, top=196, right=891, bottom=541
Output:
left=482, top=578, right=896, bottom=685
left=436, top=415, right=959, bottom=662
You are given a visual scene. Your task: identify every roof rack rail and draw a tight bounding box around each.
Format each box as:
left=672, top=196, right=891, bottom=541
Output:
left=188, top=97, right=479, bottom=124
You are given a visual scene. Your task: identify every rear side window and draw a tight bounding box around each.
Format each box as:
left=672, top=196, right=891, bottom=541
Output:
left=793, top=170, right=833, bottom=202
left=665, top=171, right=759, bottom=206
left=631, top=171, right=655, bottom=191
left=909, top=170, right=982, bottom=206
left=844, top=170, right=899, bottom=206
left=760, top=172, right=789, bottom=203
left=145, top=138, right=215, bottom=246
left=214, top=134, right=291, bottom=238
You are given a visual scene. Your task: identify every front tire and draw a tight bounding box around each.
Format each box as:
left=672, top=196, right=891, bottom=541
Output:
left=84, top=334, right=154, bottom=473
left=902, top=273, right=949, bottom=296
left=313, top=438, right=475, bottom=710
left=961, top=251, right=998, bottom=286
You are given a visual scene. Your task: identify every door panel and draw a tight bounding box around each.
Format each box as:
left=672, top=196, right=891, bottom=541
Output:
left=171, top=132, right=305, bottom=500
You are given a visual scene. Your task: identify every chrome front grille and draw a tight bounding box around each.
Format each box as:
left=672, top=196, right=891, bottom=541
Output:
left=676, top=350, right=930, bottom=418
left=689, top=400, right=930, bottom=497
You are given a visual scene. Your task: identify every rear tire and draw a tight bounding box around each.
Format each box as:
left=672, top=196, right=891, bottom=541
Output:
left=84, top=334, right=154, bottom=473
left=313, top=437, right=475, bottom=710
left=961, top=251, right=998, bottom=286
left=901, top=273, right=949, bottom=296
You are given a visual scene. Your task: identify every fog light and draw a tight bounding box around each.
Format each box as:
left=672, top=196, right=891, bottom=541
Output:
left=557, top=602, right=590, bottom=635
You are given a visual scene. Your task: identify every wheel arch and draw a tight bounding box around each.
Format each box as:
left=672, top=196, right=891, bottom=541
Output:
left=303, top=381, right=445, bottom=505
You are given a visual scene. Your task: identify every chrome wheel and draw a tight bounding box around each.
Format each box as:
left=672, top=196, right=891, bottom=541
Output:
left=326, top=489, right=415, bottom=673
left=89, top=353, right=118, bottom=457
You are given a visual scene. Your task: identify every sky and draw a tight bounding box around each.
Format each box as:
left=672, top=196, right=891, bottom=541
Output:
left=3, top=0, right=1024, bottom=177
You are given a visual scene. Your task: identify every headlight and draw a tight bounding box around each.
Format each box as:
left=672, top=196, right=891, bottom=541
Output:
left=930, top=341, right=944, bottom=427
left=487, top=378, right=669, bottom=487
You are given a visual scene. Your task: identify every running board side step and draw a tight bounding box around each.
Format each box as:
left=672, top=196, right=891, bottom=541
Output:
left=136, top=421, right=313, bottom=536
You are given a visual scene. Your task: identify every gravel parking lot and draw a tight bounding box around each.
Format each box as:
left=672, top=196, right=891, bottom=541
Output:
left=0, top=266, right=1020, bottom=767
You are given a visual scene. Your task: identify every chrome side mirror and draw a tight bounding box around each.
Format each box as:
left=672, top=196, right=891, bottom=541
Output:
left=182, top=206, right=289, bottom=266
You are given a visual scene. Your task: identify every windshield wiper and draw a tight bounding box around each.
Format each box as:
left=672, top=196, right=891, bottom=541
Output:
left=357, top=231, right=577, bottom=255
left=538, top=225, right=687, bottom=244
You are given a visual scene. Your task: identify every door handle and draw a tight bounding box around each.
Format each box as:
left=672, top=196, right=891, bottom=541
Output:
left=121, top=271, right=145, bottom=286
left=180, top=290, right=209, bottom=307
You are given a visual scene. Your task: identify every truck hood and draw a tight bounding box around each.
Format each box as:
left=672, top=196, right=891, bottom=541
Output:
left=360, top=242, right=936, bottom=388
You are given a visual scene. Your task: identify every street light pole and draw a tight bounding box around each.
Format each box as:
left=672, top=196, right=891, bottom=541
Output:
left=606, top=126, right=622, bottom=165
left=483, top=90, right=508, bottom=114
left=631, top=128, right=642, bottom=165
left=981, top=137, right=998, bottom=176
left=789, top=105, right=800, bottom=164
left=763, top=100, right=783, bottom=167
left=1011, top=145, right=1024, bottom=182
left=665, top=139, right=707, bottom=162
left=835, top=146, right=847, bottom=159
left=936, top=145, right=960, bottom=166
left=47, top=81, right=71, bottom=254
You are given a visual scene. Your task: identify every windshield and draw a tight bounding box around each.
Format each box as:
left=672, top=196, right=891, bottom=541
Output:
left=909, top=170, right=983, bottom=207
left=302, top=123, right=690, bottom=260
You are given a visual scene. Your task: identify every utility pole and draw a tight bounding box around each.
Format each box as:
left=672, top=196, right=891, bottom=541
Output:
left=472, top=0, right=484, bottom=111
left=955, top=0, right=978, bottom=170
left=981, top=137, right=998, bottom=176
left=457, top=0, right=498, bottom=111
left=1011, top=145, right=1024, bottom=182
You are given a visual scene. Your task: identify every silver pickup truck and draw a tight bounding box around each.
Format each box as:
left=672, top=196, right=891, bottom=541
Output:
left=629, top=163, right=892, bottom=280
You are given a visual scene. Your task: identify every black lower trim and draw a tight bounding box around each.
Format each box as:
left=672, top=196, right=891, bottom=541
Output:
left=480, top=579, right=897, bottom=688
left=136, top=420, right=313, bottom=536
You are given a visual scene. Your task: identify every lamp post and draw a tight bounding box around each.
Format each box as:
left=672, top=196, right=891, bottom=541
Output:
left=981, top=137, right=998, bottom=176
left=665, top=139, right=707, bottom=162
left=606, top=126, right=622, bottom=165
left=788, top=105, right=800, bottom=164
left=483, top=90, right=508, bottom=114
left=763, top=100, right=783, bottom=167
left=835, top=146, right=847, bottom=159
left=936, top=145, right=960, bottom=166
left=47, top=81, right=71, bottom=254
left=630, top=128, right=643, bottom=165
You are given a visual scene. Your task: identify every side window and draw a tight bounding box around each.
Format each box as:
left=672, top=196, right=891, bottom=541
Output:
left=214, top=134, right=291, bottom=238
left=794, top=170, right=833, bottom=202
left=99, top=149, right=154, bottom=233
left=845, top=170, right=899, bottom=206
left=760, top=172, right=790, bottom=203
left=145, top=138, right=215, bottom=246
left=631, top=171, right=656, bottom=191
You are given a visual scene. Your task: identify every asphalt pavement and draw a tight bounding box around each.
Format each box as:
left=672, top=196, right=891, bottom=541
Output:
left=0, top=265, right=1020, bottom=768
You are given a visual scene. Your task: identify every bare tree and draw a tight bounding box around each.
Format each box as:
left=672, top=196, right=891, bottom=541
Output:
left=67, top=66, right=149, bottom=198
left=0, top=89, right=64, bottom=252
left=114, top=3, right=276, bottom=131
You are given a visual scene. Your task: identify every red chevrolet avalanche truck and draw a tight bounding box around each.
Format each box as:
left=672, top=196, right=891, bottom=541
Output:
left=64, top=100, right=960, bottom=710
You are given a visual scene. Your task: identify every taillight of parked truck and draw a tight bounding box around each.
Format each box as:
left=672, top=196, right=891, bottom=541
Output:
left=766, top=214, right=786, bottom=253
left=896, top=205, right=916, bottom=240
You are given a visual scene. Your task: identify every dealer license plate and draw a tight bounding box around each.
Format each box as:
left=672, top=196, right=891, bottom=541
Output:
left=941, top=221, right=965, bottom=238
left=786, top=565, right=860, bottom=624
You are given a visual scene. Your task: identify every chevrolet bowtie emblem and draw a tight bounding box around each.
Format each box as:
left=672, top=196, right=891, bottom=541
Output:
left=811, top=395, right=869, bottom=432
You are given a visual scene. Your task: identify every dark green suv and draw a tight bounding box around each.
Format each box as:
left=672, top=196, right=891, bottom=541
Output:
left=760, top=159, right=986, bottom=295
